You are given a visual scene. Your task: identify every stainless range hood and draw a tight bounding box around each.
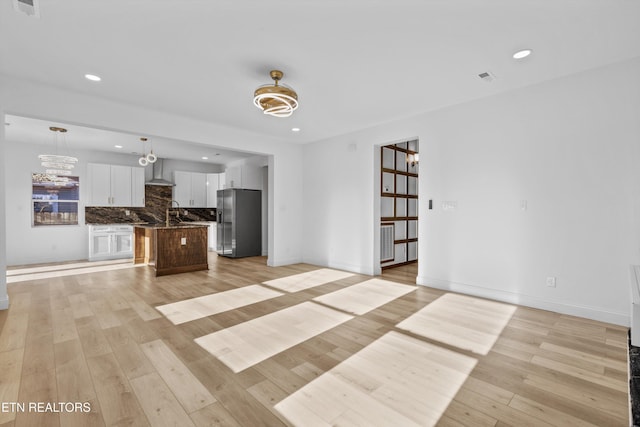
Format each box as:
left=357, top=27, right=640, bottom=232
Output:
left=145, top=158, right=175, bottom=186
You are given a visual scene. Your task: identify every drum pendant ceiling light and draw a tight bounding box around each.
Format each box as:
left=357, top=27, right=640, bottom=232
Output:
left=253, top=70, right=298, bottom=118
left=38, top=127, right=78, bottom=176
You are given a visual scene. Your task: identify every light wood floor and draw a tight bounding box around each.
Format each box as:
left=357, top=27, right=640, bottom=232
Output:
left=0, top=255, right=629, bottom=426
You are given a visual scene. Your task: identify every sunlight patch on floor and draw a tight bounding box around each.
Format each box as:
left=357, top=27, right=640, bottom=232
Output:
left=396, top=293, right=516, bottom=355
left=6, top=259, right=141, bottom=283
left=312, top=278, right=415, bottom=315
left=195, top=302, right=353, bottom=373
left=275, top=331, right=477, bottom=427
left=155, top=285, right=284, bottom=325
left=262, top=268, right=355, bottom=292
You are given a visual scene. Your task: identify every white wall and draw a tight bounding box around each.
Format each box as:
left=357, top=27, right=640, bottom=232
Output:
left=0, top=97, right=7, bottom=309
left=262, top=165, right=269, bottom=256
left=6, top=142, right=89, bottom=265
left=303, top=57, right=640, bottom=325
left=418, top=59, right=639, bottom=326
left=303, top=140, right=376, bottom=274
left=158, top=159, right=224, bottom=181
left=0, top=74, right=303, bottom=272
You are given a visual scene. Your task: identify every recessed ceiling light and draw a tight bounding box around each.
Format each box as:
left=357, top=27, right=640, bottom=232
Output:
left=215, top=153, right=221, bottom=156
left=291, top=127, right=301, bottom=132
left=114, top=145, right=123, bottom=149
left=512, top=49, right=532, bottom=59
left=84, top=74, right=102, bottom=82
left=202, top=156, right=208, bottom=160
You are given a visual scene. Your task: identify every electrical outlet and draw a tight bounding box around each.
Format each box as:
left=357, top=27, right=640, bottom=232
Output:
left=125, top=210, right=130, bottom=216
left=180, top=237, right=187, bottom=245
left=546, top=276, right=556, bottom=287
left=183, top=210, right=188, bottom=216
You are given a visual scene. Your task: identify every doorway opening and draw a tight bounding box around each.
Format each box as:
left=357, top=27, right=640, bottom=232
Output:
left=380, top=139, right=419, bottom=270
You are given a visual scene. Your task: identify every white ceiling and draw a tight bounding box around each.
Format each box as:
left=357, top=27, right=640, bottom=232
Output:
left=1, top=0, right=640, bottom=147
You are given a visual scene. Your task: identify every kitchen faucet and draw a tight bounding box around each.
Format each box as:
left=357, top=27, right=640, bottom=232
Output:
left=165, top=200, right=180, bottom=226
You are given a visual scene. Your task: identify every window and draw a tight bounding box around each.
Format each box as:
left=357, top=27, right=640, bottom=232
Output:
left=32, top=173, right=79, bottom=226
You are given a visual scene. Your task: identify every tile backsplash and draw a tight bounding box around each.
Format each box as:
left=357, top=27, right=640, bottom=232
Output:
left=85, top=185, right=216, bottom=224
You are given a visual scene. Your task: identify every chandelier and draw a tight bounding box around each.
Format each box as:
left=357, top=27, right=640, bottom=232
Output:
left=253, top=70, right=299, bottom=117
left=138, top=137, right=157, bottom=166
left=38, top=127, right=78, bottom=176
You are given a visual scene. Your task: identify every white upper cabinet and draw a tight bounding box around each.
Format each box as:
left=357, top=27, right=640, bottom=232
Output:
left=242, top=166, right=262, bottom=190
left=206, top=173, right=219, bottom=208
left=111, top=165, right=132, bottom=206
left=88, top=163, right=111, bottom=206
left=225, top=166, right=241, bottom=189
left=206, top=172, right=226, bottom=207
left=224, top=166, right=262, bottom=190
left=131, top=167, right=146, bottom=207
left=173, top=171, right=191, bottom=207
left=191, top=172, right=207, bottom=207
left=174, top=171, right=207, bottom=207
left=88, top=163, right=137, bottom=207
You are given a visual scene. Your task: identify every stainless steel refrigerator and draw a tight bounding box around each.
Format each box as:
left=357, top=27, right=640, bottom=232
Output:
left=216, top=189, right=262, bottom=258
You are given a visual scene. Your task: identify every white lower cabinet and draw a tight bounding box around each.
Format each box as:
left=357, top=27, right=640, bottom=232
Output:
left=89, top=225, right=134, bottom=261
left=210, top=222, right=217, bottom=251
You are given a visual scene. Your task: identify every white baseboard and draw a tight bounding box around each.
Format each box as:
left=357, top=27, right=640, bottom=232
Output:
left=0, top=294, right=8, bottom=310
left=267, top=256, right=303, bottom=267
left=301, top=257, right=374, bottom=275
left=417, top=275, right=629, bottom=327
left=327, top=261, right=373, bottom=275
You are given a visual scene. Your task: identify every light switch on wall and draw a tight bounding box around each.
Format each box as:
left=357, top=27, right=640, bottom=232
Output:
left=442, top=201, right=458, bottom=211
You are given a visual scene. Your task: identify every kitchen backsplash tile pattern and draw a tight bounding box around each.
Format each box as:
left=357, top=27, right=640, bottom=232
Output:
left=85, top=185, right=216, bottom=224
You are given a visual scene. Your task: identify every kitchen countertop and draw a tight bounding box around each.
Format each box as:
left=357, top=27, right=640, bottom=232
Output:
left=133, top=223, right=210, bottom=230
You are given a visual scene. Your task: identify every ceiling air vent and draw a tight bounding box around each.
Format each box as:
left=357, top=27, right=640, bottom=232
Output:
left=13, top=0, right=40, bottom=17
left=478, top=71, right=496, bottom=83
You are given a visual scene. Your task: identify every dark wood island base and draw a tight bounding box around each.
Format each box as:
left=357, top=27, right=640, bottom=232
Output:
left=134, top=225, right=208, bottom=276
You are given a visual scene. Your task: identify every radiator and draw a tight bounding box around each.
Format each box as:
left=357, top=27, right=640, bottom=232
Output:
left=380, top=224, right=394, bottom=262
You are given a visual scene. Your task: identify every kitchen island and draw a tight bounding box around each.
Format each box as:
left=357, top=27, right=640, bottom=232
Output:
left=134, top=224, right=208, bottom=276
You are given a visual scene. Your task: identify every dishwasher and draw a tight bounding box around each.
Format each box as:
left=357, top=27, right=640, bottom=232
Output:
left=88, top=224, right=134, bottom=261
